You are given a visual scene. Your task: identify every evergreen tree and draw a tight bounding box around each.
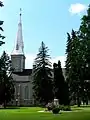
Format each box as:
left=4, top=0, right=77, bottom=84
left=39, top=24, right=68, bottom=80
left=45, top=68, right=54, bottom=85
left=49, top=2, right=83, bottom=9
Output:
left=65, top=5, right=90, bottom=106
left=0, top=51, right=15, bottom=108
left=65, top=29, right=82, bottom=106
left=78, top=5, right=90, bottom=104
left=65, top=32, right=72, bottom=84
left=53, top=60, right=69, bottom=105
left=0, top=1, right=5, bottom=46
left=32, top=41, right=53, bottom=104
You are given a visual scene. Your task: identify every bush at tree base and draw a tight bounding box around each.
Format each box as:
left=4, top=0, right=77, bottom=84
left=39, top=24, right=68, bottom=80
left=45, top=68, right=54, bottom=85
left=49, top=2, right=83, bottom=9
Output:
left=52, top=107, right=60, bottom=114
left=46, top=102, right=53, bottom=111
left=60, top=105, right=71, bottom=111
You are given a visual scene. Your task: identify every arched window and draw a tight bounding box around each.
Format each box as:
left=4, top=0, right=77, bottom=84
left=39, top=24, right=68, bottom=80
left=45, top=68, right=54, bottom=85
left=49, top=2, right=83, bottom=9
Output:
left=24, top=86, right=29, bottom=99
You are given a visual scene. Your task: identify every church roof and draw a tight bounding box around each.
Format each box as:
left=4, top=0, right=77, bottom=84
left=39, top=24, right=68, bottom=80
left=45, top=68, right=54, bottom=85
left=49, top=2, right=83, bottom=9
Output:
left=11, top=8, right=24, bottom=55
left=13, top=69, right=32, bottom=76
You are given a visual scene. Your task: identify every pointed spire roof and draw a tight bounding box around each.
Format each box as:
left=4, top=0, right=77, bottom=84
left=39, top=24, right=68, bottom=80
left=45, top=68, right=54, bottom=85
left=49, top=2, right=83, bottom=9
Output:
left=11, top=8, right=24, bottom=55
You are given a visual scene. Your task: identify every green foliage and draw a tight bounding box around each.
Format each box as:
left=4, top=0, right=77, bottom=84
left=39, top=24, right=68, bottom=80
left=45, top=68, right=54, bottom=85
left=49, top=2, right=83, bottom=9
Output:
left=0, top=1, right=5, bottom=46
left=59, top=105, right=71, bottom=111
left=65, top=5, right=90, bottom=107
left=0, top=51, right=15, bottom=108
left=32, top=41, right=53, bottom=104
left=78, top=5, right=90, bottom=105
left=52, top=107, right=60, bottom=114
left=53, top=60, right=69, bottom=105
left=66, top=29, right=84, bottom=106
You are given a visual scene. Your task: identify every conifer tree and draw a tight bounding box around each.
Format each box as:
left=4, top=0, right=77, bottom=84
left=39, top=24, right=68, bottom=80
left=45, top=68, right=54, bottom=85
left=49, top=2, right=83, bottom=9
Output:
left=78, top=5, right=90, bottom=104
left=65, top=6, right=90, bottom=106
left=65, top=30, right=82, bottom=106
left=53, top=60, right=69, bottom=105
left=32, top=41, right=53, bottom=104
left=0, top=51, right=14, bottom=108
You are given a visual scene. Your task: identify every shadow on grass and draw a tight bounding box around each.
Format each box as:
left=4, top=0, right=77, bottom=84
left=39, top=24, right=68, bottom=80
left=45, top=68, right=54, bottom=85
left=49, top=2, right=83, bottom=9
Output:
left=52, top=112, right=62, bottom=115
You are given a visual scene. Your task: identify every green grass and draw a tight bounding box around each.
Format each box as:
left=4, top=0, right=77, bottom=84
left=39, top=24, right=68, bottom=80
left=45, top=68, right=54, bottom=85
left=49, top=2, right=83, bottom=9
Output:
left=0, top=106, right=90, bottom=120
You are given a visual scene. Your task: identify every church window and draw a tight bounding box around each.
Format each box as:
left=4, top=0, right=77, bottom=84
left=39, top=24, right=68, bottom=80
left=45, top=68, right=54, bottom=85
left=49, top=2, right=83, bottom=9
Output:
left=24, top=86, right=29, bottom=99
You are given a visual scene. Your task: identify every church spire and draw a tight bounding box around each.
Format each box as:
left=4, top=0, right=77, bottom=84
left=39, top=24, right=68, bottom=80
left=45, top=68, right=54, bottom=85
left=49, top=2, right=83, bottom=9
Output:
left=11, top=8, right=24, bottom=55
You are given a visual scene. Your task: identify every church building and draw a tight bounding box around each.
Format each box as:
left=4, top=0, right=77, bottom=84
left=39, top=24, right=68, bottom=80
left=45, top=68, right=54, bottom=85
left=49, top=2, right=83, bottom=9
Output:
left=10, top=9, right=66, bottom=106
left=11, top=10, right=34, bottom=106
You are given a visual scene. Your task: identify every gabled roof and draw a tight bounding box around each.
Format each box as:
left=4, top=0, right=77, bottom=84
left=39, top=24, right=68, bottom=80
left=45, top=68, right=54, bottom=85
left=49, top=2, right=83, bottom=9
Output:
left=13, top=69, right=32, bottom=76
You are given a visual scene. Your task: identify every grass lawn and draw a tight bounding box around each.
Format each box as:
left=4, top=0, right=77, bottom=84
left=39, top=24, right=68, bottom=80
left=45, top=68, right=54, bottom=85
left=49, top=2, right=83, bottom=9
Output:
left=0, top=106, right=90, bottom=120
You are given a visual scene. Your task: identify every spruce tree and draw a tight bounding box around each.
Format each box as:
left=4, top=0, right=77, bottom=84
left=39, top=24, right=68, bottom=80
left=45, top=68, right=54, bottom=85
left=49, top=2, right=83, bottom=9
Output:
left=65, top=6, right=90, bottom=106
left=78, top=5, right=90, bottom=104
left=0, top=51, right=14, bottom=108
left=65, top=29, right=82, bottom=106
left=0, top=1, right=5, bottom=46
left=32, top=41, right=53, bottom=104
left=65, top=32, right=72, bottom=84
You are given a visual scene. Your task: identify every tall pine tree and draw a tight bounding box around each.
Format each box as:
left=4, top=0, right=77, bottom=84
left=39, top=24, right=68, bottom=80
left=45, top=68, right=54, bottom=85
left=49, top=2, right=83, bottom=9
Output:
left=32, top=41, right=53, bottom=104
left=0, top=51, right=15, bottom=108
left=78, top=5, right=90, bottom=104
left=65, top=29, right=82, bottom=106
left=65, top=5, right=90, bottom=105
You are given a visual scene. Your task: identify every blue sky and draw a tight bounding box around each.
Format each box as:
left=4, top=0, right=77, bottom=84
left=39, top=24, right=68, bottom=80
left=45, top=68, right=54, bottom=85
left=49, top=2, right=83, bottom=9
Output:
left=0, top=0, right=89, bottom=68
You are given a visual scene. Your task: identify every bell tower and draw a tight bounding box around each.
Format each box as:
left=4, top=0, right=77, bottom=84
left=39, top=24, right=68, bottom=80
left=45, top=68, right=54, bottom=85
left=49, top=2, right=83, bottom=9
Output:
left=11, top=9, right=25, bottom=72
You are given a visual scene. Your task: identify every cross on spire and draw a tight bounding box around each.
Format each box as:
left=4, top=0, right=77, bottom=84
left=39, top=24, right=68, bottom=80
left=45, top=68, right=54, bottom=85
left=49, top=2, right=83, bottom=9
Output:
left=19, top=8, right=22, bottom=23
left=20, top=8, right=22, bottom=16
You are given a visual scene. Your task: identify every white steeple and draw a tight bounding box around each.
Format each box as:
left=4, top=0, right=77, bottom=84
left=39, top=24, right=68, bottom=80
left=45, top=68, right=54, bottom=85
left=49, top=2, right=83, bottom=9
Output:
left=11, top=8, right=24, bottom=55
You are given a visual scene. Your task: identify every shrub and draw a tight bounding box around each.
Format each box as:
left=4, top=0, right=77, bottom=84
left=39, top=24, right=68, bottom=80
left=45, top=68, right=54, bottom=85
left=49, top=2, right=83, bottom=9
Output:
left=52, top=107, right=60, bottom=114
left=46, top=102, right=53, bottom=111
left=59, top=105, right=64, bottom=110
left=59, top=105, right=71, bottom=111
left=62, top=106, right=71, bottom=111
left=64, top=106, right=71, bottom=111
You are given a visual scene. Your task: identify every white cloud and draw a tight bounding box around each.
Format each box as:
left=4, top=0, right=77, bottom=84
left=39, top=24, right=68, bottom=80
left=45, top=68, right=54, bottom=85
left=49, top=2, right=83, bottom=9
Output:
left=69, top=3, right=87, bottom=15
left=25, top=54, right=66, bottom=69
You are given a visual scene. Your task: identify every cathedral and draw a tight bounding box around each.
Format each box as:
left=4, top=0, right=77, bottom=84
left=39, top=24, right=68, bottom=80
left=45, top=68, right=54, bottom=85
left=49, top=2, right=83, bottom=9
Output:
left=11, top=10, right=34, bottom=106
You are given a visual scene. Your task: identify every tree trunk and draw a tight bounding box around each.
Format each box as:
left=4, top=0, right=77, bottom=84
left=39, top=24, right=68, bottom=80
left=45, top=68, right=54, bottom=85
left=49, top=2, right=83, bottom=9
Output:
left=86, top=96, right=88, bottom=105
left=82, top=97, right=85, bottom=105
left=77, top=100, right=81, bottom=107
left=77, top=92, right=81, bottom=107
